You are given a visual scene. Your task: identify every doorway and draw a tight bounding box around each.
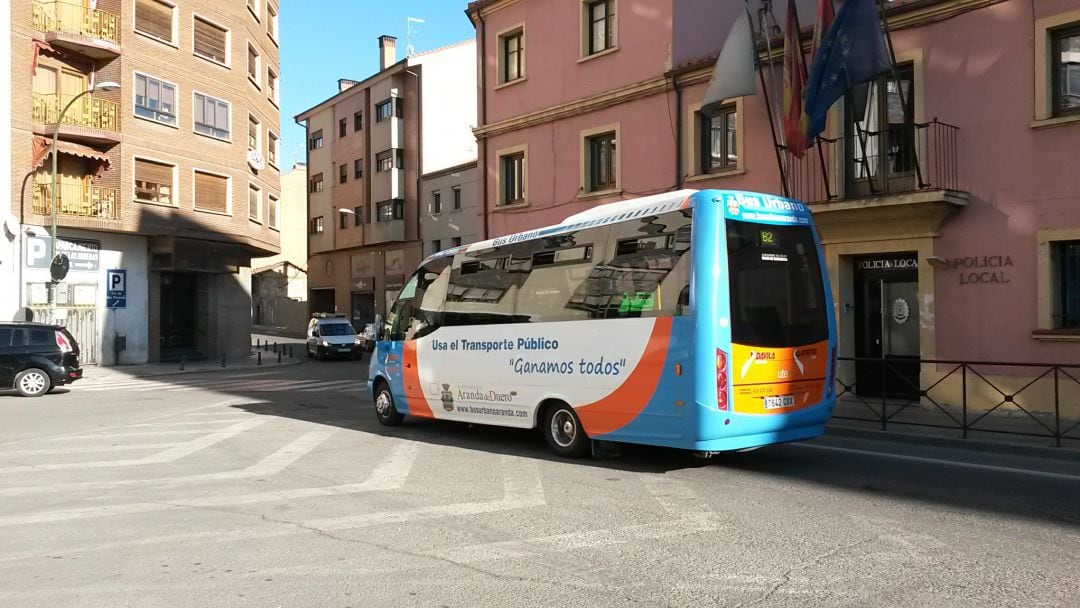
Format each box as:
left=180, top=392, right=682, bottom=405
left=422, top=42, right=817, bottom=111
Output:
left=310, top=288, right=335, bottom=315
left=351, top=292, right=375, bottom=333
left=160, top=273, right=197, bottom=359
left=854, top=253, right=920, bottom=398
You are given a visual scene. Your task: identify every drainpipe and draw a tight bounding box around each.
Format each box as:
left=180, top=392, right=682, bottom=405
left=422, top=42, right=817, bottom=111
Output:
left=674, top=76, right=683, bottom=189
left=477, top=11, right=489, bottom=240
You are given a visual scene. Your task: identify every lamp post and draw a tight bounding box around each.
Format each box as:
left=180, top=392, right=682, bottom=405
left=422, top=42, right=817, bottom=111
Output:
left=47, top=81, right=119, bottom=302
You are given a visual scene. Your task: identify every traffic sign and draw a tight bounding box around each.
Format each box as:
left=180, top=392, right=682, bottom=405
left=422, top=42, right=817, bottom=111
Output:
left=107, top=268, right=126, bottom=309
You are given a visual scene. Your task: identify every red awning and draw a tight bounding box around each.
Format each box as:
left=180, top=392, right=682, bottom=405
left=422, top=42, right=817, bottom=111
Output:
left=32, top=137, right=111, bottom=174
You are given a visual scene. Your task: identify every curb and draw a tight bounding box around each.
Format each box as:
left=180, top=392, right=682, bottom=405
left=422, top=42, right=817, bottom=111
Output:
left=825, top=423, right=1080, bottom=462
left=86, top=357, right=304, bottom=380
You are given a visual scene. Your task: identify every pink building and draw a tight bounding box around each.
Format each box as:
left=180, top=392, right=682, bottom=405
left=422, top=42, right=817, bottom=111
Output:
left=468, top=0, right=1080, bottom=395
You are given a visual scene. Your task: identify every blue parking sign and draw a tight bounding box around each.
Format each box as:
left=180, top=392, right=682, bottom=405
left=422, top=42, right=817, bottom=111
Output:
left=107, top=269, right=126, bottom=309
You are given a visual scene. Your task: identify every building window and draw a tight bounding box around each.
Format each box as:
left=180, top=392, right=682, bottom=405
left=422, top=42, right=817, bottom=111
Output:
left=193, top=16, right=228, bottom=66
left=375, top=99, right=393, bottom=122
left=268, top=131, right=278, bottom=167
left=451, top=237, right=462, bottom=248
left=376, top=150, right=393, bottom=172
left=431, top=191, right=442, bottom=214
left=432, top=239, right=441, bottom=254
left=248, top=114, right=260, bottom=151
left=354, top=158, right=363, bottom=179
left=135, top=0, right=175, bottom=44
left=310, top=129, right=323, bottom=150
left=377, top=199, right=404, bottom=222
left=1054, top=240, right=1080, bottom=328
left=699, top=105, right=737, bottom=172
left=353, top=206, right=363, bottom=226
left=267, top=3, right=279, bottom=42
left=248, top=184, right=261, bottom=222
left=1052, top=26, right=1080, bottom=117
left=395, top=149, right=405, bottom=170
left=586, top=131, right=617, bottom=192
left=340, top=210, right=348, bottom=229
left=268, top=194, right=279, bottom=229
left=844, top=63, right=915, bottom=196
left=585, top=0, right=616, bottom=56
left=500, top=29, right=524, bottom=84
left=134, top=73, right=177, bottom=126
left=311, top=216, right=324, bottom=234
left=194, top=170, right=229, bottom=214
left=267, top=69, right=278, bottom=105
left=500, top=151, right=525, bottom=205
left=452, top=186, right=462, bottom=210
left=354, top=111, right=363, bottom=131
left=339, top=163, right=348, bottom=184
left=247, top=0, right=260, bottom=21
left=247, top=43, right=260, bottom=86
left=133, top=158, right=174, bottom=206
left=310, top=173, right=324, bottom=193
left=193, top=92, right=230, bottom=140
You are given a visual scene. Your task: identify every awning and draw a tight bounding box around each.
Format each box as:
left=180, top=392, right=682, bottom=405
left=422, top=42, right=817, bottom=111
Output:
left=32, top=136, right=111, bottom=174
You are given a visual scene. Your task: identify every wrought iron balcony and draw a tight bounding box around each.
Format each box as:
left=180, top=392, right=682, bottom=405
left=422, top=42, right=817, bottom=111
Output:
left=33, top=0, right=121, bottom=57
left=33, top=93, right=120, bottom=142
left=788, top=119, right=962, bottom=205
left=33, top=182, right=119, bottom=221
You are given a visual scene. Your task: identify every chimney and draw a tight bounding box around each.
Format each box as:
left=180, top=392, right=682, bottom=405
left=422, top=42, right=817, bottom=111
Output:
left=378, top=35, right=397, bottom=71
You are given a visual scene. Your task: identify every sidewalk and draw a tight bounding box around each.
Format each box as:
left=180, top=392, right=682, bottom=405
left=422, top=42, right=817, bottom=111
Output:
left=81, top=350, right=302, bottom=382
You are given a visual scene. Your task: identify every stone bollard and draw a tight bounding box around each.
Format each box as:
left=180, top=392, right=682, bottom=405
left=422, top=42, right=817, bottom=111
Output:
left=257, top=351, right=262, bottom=366
left=278, top=350, right=282, bottom=364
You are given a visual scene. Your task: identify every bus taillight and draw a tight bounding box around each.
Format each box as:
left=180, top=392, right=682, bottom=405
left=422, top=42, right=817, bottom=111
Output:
left=716, top=349, right=729, bottom=411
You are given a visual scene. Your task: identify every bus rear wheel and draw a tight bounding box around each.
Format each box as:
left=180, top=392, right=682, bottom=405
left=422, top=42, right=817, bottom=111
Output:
left=542, top=402, right=589, bottom=458
left=373, top=381, right=404, bottom=426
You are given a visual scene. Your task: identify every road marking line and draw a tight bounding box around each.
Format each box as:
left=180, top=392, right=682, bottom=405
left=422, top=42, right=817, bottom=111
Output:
left=46, top=429, right=219, bottom=440
left=795, top=442, right=1080, bottom=482
left=0, top=430, right=336, bottom=497
left=0, top=439, right=417, bottom=527
left=80, top=372, right=280, bottom=391
left=0, top=443, right=181, bottom=457
left=124, top=420, right=249, bottom=428
left=0, top=419, right=266, bottom=474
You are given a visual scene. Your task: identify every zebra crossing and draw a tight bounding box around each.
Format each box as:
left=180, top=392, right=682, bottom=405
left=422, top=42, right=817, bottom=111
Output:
left=78, top=374, right=366, bottom=394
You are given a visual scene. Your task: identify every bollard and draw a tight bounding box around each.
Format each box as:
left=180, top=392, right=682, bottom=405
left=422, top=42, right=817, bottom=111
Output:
left=221, top=354, right=226, bottom=368
left=256, top=338, right=261, bottom=350
left=278, top=350, right=282, bottom=364
left=263, top=341, right=268, bottom=352
left=179, top=355, right=186, bottom=371
left=288, top=345, right=293, bottom=359
left=274, top=342, right=279, bottom=354
left=257, top=351, right=262, bottom=366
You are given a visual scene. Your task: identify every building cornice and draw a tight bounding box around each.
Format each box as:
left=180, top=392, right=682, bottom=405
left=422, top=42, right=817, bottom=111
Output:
left=466, top=0, right=521, bottom=23
left=294, top=60, right=408, bottom=124
left=421, top=160, right=478, bottom=181
left=473, top=76, right=672, bottom=139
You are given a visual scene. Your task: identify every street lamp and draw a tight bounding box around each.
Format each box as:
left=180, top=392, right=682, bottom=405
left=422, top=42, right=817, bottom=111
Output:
left=47, top=81, right=119, bottom=296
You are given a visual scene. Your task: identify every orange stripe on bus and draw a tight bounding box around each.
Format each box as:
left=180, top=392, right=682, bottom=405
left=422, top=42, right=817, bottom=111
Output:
left=403, top=341, right=435, bottom=419
left=576, top=317, right=673, bottom=436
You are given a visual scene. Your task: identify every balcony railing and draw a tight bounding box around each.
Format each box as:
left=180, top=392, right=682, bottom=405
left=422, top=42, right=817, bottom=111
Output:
left=33, top=93, right=119, bottom=132
left=33, top=182, right=119, bottom=220
left=33, top=0, right=121, bottom=45
left=788, top=119, right=960, bottom=205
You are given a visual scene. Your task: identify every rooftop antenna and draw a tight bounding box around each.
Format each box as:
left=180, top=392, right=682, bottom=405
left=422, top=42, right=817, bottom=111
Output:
left=406, top=17, right=425, bottom=56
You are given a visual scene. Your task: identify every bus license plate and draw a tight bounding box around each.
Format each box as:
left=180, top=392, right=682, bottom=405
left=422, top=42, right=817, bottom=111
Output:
left=763, top=395, right=795, bottom=410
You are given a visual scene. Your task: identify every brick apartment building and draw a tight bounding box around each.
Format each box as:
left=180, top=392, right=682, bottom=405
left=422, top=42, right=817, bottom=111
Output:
left=295, top=36, right=476, bottom=332
left=3, top=0, right=282, bottom=364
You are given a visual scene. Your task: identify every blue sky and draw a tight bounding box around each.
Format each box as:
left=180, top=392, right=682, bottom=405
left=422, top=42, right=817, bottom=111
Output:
left=279, top=1, right=477, bottom=169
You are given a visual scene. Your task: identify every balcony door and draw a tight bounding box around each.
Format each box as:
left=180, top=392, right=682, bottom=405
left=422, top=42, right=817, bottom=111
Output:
left=844, top=63, right=917, bottom=198
left=32, top=65, right=88, bottom=124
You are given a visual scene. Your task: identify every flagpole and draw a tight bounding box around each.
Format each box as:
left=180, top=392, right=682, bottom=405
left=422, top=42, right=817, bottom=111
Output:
left=875, top=0, right=925, bottom=188
left=750, top=1, right=790, bottom=197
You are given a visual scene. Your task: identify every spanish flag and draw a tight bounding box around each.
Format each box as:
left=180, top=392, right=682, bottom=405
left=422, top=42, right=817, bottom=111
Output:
left=782, top=0, right=808, bottom=157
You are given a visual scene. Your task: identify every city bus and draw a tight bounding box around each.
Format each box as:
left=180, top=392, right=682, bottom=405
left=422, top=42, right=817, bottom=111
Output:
left=368, top=189, right=837, bottom=457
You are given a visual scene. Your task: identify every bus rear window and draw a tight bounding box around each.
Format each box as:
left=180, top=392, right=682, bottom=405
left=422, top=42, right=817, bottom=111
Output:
left=726, top=220, right=828, bottom=348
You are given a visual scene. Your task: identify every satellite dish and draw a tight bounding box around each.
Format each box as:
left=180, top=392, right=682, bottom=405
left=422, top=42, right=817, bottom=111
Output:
left=50, top=253, right=70, bottom=282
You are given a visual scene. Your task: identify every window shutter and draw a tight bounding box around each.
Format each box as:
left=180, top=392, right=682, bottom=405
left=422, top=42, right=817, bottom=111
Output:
left=136, top=0, right=173, bottom=41
left=194, top=172, right=228, bottom=213
left=194, top=18, right=228, bottom=64
left=135, top=159, right=172, bottom=186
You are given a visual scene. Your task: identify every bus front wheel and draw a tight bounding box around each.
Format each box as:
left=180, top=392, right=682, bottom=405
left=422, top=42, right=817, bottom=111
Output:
left=373, top=381, right=404, bottom=426
left=542, top=402, right=589, bottom=458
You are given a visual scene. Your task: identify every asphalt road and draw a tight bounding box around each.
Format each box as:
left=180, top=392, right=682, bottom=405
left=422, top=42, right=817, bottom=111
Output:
left=1, top=352, right=1078, bottom=607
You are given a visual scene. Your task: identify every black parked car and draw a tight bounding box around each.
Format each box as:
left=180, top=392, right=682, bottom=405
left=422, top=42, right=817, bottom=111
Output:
left=0, top=323, right=83, bottom=397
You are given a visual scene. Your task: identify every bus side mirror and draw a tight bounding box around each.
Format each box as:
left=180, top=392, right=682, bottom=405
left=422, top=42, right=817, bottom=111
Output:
left=374, top=314, right=384, bottom=341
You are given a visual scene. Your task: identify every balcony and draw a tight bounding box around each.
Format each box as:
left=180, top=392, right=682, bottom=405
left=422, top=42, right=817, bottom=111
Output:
left=787, top=119, right=967, bottom=240
left=33, top=0, right=122, bottom=58
left=33, top=93, right=121, bottom=144
left=33, top=182, right=119, bottom=221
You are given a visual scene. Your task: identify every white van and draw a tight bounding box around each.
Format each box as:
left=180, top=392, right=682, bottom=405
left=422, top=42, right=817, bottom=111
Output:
left=306, top=314, right=364, bottom=360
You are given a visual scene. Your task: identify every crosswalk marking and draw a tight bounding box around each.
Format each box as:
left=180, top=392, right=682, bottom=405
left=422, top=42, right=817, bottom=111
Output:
left=80, top=372, right=279, bottom=391
left=0, top=443, right=181, bottom=457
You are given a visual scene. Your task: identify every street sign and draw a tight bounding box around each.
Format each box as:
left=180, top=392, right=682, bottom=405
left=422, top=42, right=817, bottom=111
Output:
left=107, top=268, right=126, bottom=309
left=25, top=236, right=100, bottom=272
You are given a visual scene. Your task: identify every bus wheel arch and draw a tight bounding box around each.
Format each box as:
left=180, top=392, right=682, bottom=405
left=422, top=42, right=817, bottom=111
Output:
left=539, top=399, right=590, bottom=458
left=372, top=378, right=404, bottom=426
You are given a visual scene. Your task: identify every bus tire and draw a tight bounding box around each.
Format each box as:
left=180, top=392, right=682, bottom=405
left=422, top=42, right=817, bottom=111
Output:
left=542, top=402, right=589, bottom=458
left=373, top=380, right=404, bottom=426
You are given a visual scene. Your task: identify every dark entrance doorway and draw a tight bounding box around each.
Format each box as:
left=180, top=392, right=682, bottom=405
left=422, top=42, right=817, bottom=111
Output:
left=160, top=273, right=198, bottom=360
left=351, top=292, right=375, bottom=333
left=310, top=288, right=336, bottom=315
left=854, top=253, right=920, bottom=398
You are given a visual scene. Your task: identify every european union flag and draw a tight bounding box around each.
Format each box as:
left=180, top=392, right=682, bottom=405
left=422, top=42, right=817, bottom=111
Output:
left=803, top=0, right=892, bottom=142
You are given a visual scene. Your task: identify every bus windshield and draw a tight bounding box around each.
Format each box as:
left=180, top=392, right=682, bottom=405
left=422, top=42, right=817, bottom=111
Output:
left=726, top=220, right=828, bottom=348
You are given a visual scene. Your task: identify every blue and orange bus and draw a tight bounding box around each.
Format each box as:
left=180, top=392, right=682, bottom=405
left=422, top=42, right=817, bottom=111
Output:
left=368, top=189, right=837, bottom=457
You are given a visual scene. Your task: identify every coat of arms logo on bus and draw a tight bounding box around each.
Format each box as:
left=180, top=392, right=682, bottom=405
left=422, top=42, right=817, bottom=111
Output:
left=726, top=195, right=741, bottom=217
left=440, top=383, right=455, bottom=411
